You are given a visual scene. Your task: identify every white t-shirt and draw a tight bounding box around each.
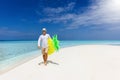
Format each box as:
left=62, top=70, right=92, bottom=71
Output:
left=38, top=34, right=51, bottom=48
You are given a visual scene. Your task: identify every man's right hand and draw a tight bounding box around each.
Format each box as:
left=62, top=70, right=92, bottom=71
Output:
left=38, top=46, right=40, bottom=49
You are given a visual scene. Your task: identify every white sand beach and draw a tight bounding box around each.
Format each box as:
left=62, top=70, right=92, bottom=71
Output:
left=0, top=45, right=120, bottom=80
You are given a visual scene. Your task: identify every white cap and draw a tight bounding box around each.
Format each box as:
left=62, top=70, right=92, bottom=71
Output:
left=42, top=28, right=47, bottom=31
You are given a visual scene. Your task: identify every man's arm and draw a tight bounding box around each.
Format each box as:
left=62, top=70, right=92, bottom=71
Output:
left=38, top=35, right=41, bottom=48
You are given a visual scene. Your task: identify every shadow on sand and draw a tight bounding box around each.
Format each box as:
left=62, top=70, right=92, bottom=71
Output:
left=38, top=60, right=59, bottom=65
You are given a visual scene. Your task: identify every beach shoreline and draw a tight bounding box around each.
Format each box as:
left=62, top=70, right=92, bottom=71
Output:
left=0, top=45, right=120, bottom=80
left=0, top=45, right=79, bottom=75
left=0, top=50, right=41, bottom=75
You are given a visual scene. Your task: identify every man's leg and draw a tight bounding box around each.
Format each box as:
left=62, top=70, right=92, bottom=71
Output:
left=45, top=53, right=48, bottom=62
left=42, top=48, right=46, bottom=65
left=44, top=48, right=48, bottom=65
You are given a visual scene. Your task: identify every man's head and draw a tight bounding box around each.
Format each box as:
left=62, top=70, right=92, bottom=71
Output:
left=42, top=28, right=47, bottom=35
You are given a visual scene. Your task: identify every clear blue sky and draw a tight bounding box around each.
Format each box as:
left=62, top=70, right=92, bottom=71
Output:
left=0, top=0, right=120, bottom=40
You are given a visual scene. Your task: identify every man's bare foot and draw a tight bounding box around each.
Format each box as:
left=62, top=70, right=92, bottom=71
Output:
left=44, top=62, right=47, bottom=66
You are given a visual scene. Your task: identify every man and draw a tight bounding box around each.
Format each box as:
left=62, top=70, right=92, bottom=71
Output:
left=38, top=28, right=51, bottom=65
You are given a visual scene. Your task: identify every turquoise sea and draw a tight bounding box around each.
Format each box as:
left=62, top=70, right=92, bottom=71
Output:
left=0, top=40, right=120, bottom=72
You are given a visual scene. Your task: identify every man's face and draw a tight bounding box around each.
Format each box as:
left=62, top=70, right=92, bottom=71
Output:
left=42, top=31, right=46, bottom=35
